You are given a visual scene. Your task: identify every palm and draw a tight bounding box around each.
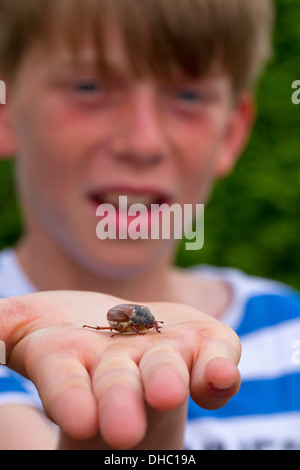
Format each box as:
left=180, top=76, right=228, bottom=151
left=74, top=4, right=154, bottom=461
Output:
left=2, top=291, right=241, bottom=449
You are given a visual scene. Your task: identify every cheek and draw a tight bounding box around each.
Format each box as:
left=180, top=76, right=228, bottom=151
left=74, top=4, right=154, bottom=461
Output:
left=172, top=120, right=224, bottom=202
left=12, top=100, right=86, bottom=204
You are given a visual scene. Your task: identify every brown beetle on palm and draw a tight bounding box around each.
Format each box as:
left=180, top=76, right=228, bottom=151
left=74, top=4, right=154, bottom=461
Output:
left=83, top=304, right=164, bottom=337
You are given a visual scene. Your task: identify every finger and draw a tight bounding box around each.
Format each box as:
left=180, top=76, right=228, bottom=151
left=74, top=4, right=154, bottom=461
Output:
left=139, top=343, right=190, bottom=411
left=190, top=340, right=241, bottom=410
left=92, top=352, right=147, bottom=450
left=28, top=352, right=98, bottom=440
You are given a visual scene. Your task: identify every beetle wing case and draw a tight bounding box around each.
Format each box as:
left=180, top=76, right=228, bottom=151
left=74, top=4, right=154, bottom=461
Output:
left=107, top=304, right=134, bottom=322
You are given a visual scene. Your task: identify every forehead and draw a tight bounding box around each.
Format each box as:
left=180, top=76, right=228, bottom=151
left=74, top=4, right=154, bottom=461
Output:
left=31, top=30, right=225, bottom=89
left=56, top=31, right=132, bottom=75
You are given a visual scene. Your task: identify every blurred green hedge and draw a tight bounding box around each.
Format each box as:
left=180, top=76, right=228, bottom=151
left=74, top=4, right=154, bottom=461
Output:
left=1, top=0, right=300, bottom=289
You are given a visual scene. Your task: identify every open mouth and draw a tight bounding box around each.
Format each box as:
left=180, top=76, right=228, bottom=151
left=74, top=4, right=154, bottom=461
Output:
left=88, top=187, right=176, bottom=238
left=89, top=190, right=170, bottom=210
left=88, top=188, right=191, bottom=242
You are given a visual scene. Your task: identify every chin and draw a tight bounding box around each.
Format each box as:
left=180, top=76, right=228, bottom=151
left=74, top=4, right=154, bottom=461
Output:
left=77, top=238, right=174, bottom=281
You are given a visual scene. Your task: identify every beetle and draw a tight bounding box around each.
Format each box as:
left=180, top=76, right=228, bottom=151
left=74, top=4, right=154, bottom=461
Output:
left=83, top=304, right=164, bottom=337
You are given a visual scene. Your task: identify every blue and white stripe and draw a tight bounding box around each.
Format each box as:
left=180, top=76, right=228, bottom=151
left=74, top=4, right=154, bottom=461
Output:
left=185, top=267, right=300, bottom=450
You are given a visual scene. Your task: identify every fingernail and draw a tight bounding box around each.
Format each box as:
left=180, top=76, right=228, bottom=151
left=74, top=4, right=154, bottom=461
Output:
left=208, top=382, right=234, bottom=397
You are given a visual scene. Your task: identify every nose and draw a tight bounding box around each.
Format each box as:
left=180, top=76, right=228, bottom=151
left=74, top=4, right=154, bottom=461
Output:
left=111, top=86, right=167, bottom=167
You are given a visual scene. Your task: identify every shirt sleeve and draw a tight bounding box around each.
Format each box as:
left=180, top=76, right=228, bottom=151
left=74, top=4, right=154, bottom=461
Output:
left=0, top=286, right=42, bottom=410
left=0, top=366, right=42, bottom=409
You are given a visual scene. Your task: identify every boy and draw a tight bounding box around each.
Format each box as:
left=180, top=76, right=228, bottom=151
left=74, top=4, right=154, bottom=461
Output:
left=0, top=0, right=299, bottom=451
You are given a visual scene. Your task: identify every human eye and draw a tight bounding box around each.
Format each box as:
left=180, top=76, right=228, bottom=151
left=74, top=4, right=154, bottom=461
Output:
left=173, top=85, right=217, bottom=107
left=175, top=88, right=206, bottom=103
left=72, top=79, right=103, bottom=95
left=67, top=74, right=123, bottom=107
left=66, top=76, right=114, bottom=107
left=161, top=82, right=216, bottom=114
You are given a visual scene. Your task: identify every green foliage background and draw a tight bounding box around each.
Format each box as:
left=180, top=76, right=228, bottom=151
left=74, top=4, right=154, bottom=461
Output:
left=0, top=0, right=300, bottom=289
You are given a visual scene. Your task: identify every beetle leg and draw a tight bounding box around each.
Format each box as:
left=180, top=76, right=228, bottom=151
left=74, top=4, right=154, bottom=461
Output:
left=83, top=325, right=113, bottom=331
left=132, top=325, right=146, bottom=335
left=154, top=321, right=164, bottom=333
left=110, top=323, right=145, bottom=337
left=110, top=323, right=134, bottom=337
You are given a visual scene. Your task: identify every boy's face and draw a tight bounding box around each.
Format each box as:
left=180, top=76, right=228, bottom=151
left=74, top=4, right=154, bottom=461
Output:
left=1, top=31, right=254, bottom=278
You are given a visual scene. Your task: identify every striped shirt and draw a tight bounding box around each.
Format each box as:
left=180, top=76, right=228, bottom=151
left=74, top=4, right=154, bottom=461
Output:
left=0, top=249, right=300, bottom=450
left=185, top=266, right=300, bottom=450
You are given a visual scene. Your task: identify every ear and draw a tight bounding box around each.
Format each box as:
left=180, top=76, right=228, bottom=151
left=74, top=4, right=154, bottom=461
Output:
left=0, top=88, right=16, bottom=158
left=213, top=92, right=256, bottom=178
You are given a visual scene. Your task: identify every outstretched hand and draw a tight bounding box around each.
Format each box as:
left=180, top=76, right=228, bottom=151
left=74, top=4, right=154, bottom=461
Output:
left=0, top=291, right=241, bottom=449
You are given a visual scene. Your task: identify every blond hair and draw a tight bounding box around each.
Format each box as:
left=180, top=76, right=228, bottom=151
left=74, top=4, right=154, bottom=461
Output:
left=0, top=0, right=274, bottom=95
